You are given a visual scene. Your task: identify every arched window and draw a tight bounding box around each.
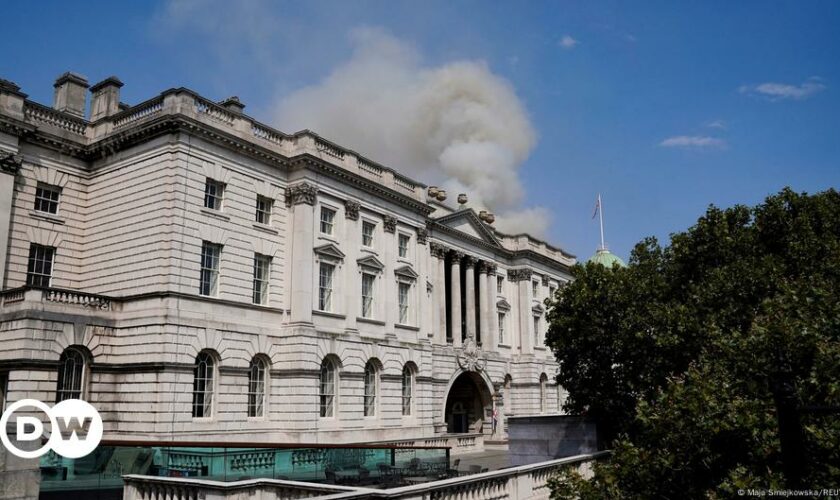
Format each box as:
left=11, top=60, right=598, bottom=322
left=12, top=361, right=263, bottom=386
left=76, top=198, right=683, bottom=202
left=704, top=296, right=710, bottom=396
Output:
left=56, top=347, right=88, bottom=402
left=248, top=356, right=268, bottom=418
left=320, top=358, right=337, bottom=418
left=401, top=364, right=414, bottom=416
left=364, top=360, right=379, bottom=417
left=539, top=373, right=548, bottom=414
left=192, top=351, right=216, bottom=418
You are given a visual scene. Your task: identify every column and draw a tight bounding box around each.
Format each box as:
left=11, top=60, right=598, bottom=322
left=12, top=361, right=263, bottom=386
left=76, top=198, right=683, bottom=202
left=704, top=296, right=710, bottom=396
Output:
left=486, top=264, right=498, bottom=351
left=477, top=261, right=489, bottom=347
left=449, top=251, right=464, bottom=347
left=0, top=153, right=22, bottom=288
left=288, top=182, right=318, bottom=324
left=513, top=269, right=534, bottom=354
left=464, top=256, right=477, bottom=340
left=431, top=243, right=448, bottom=344
left=343, top=200, right=360, bottom=332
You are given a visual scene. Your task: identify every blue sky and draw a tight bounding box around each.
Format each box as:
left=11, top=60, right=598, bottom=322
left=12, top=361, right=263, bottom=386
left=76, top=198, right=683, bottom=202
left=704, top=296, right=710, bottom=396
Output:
left=2, top=1, right=838, bottom=261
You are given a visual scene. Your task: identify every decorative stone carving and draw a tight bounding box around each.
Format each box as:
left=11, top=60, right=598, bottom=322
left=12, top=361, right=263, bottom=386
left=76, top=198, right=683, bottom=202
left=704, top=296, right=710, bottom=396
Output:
left=457, top=338, right=486, bottom=372
left=383, top=215, right=397, bottom=233
left=507, top=268, right=533, bottom=282
left=429, top=242, right=448, bottom=259
left=478, top=261, right=497, bottom=275
left=344, top=200, right=360, bottom=220
left=463, top=255, right=477, bottom=268
left=0, top=153, right=22, bottom=175
left=450, top=250, right=465, bottom=261
left=541, top=275, right=550, bottom=287
left=416, top=227, right=428, bottom=245
left=285, top=182, right=318, bottom=206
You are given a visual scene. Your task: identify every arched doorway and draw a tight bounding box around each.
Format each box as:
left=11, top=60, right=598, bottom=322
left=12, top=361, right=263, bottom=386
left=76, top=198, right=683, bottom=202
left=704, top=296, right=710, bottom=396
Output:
left=444, top=371, right=493, bottom=434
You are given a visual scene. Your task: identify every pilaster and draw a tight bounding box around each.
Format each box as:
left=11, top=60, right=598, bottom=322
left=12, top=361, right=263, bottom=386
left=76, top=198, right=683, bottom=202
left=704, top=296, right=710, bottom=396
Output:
left=287, top=182, right=318, bottom=324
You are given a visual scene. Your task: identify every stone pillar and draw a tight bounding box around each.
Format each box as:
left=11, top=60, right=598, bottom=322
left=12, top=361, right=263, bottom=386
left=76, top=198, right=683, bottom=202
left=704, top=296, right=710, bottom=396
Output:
left=487, top=264, right=498, bottom=350
left=464, top=256, right=477, bottom=340
left=511, top=268, right=534, bottom=354
left=287, top=182, right=318, bottom=325
left=449, top=251, right=464, bottom=347
left=477, top=261, right=489, bottom=346
left=0, top=153, right=21, bottom=289
left=343, top=200, right=360, bottom=333
left=430, top=243, right=448, bottom=344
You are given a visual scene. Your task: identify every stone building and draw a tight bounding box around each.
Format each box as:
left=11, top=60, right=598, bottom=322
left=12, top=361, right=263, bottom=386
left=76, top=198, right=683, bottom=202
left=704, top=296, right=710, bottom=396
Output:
left=0, top=72, right=573, bottom=446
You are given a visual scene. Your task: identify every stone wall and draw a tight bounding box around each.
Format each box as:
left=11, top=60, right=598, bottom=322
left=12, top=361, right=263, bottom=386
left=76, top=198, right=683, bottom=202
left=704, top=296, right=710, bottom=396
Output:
left=508, top=415, right=598, bottom=467
left=0, top=423, right=40, bottom=500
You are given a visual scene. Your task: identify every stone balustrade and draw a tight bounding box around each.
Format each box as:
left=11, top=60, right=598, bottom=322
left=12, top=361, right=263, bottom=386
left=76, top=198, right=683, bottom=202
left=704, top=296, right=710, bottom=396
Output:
left=376, top=433, right=484, bottom=456
left=122, top=451, right=609, bottom=500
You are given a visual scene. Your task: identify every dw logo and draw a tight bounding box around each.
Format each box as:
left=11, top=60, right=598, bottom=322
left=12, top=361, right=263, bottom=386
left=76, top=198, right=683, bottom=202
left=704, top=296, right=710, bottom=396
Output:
left=0, top=399, right=103, bottom=459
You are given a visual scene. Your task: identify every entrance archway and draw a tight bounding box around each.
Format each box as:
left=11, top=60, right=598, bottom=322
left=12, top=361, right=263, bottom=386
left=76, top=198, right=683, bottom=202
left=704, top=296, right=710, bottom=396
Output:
left=444, top=371, right=493, bottom=434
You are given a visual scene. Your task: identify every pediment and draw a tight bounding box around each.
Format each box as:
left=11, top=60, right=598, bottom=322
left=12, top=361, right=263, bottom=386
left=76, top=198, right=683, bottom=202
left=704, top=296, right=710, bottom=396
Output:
left=433, top=209, right=501, bottom=247
left=394, top=265, right=419, bottom=280
left=357, top=255, right=384, bottom=270
left=497, top=298, right=511, bottom=311
left=314, top=243, right=346, bottom=260
left=532, top=303, right=545, bottom=314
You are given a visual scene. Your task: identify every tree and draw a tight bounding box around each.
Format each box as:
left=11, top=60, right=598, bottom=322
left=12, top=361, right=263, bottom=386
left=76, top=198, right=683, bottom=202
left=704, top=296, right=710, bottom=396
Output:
left=545, top=188, right=840, bottom=497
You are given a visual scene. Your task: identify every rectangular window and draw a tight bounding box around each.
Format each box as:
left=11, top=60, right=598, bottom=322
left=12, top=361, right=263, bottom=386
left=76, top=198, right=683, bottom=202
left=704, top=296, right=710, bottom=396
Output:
left=497, top=276, right=504, bottom=294
left=26, top=244, right=54, bottom=287
left=255, top=195, right=272, bottom=224
left=200, top=242, right=221, bottom=296
left=252, top=254, right=271, bottom=305
left=532, top=280, right=539, bottom=297
left=498, top=312, right=506, bottom=345
left=361, top=273, right=375, bottom=318
left=362, top=221, right=375, bottom=247
left=319, top=262, right=335, bottom=311
left=204, top=179, right=225, bottom=210
left=320, top=207, right=336, bottom=235
left=398, top=234, right=410, bottom=258
left=398, top=282, right=410, bottom=324
left=34, top=183, right=61, bottom=214
left=549, top=286, right=557, bottom=298
left=534, top=316, right=541, bottom=345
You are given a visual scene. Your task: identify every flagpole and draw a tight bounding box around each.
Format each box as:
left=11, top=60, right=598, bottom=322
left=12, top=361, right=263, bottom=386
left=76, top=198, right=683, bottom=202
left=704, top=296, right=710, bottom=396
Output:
left=598, top=193, right=605, bottom=251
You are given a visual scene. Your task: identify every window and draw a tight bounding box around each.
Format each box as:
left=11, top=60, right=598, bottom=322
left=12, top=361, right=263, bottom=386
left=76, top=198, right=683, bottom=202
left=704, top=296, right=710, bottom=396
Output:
left=34, top=183, right=61, bottom=214
left=200, top=242, right=221, bottom=296
left=362, top=221, right=375, bottom=247
left=27, top=244, right=54, bottom=287
left=56, top=347, right=86, bottom=402
left=539, top=374, right=548, bottom=414
left=498, top=312, right=506, bottom=345
left=255, top=195, right=272, bottom=224
left=252, top=254, right=271, bottom=304
left=497, top=276, right=504, bottom=294
left=364, top=361, right=378, bottom=417
left=247, top=356, right=267, bottom=418
left=319, top=358, right=337, bottom=418
left=549, top=285, right=556, bottom=298
left=534, top=316, right=541, bottom=346
left=398, top=282, right=410, bottom=324
left=402, top=365, right=413, bottom=416
left=532, top=280, right=539, bottom=296
left=361, top=273, right=375, bottom=318
left=0, top=372, right=7, bottom=413
left=204, top=179, right=225, bottom=210
left=320, top=207, right=336, bottom=235
left=192, top=351, right=215, bottom=418
left=398, top=234, right=410, bottom=258
left=318, top=262, right=335, bottom=311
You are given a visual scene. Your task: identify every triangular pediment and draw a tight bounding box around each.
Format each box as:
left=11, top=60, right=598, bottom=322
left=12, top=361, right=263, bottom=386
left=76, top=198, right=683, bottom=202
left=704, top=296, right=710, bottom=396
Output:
left=357, top=255, right=384, bottom=270
left=497, top=298, right=511, bottom=311
left=314, top=243, right=346, bottom=260
left=433, top=209, right=501, bottom=247
left=394, top=265, right=419, bottom=280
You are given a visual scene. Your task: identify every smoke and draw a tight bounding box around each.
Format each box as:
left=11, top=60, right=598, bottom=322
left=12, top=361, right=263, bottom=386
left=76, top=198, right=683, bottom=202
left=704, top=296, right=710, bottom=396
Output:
left=274, top=28, right=550, bottom=236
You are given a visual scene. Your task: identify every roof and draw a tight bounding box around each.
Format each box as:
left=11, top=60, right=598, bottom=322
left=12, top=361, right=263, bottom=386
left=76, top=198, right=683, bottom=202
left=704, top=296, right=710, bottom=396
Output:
left=587, top=248, right=626, bottom=268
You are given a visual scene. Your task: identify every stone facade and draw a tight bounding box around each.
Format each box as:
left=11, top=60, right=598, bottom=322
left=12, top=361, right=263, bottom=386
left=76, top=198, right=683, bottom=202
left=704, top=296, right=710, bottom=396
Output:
left=0, top=73, right=574, bottom=445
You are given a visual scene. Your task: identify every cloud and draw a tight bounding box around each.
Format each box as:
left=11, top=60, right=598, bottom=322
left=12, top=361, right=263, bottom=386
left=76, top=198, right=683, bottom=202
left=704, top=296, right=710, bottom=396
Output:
left=705, top=119, right=727, bottom=130
left=739, top=78, right=827, bottom=101
left=659, top=135, right=727, bottom=149
left=275, top=28, right=550, bottom=236
left=559, top=35, right=579, bottom=49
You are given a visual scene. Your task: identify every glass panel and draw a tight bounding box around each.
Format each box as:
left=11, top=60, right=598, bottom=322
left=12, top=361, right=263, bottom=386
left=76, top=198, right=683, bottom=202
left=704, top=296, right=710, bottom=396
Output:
left=27, top=244, right=55, bottom=287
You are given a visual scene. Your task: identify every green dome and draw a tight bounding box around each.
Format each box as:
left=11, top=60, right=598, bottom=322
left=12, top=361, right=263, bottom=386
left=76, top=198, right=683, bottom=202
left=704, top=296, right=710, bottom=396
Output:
left=588, top=248, right=626, bottom=268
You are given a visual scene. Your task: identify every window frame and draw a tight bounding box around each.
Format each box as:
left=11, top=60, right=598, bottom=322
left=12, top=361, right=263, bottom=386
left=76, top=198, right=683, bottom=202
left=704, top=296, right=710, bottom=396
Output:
left=252, top=253, right=271, bottom=305
left=401, top=365, right=413, bottom=416
left=204, top=178, right=225, bottom=211
left=26, top=244, right=55, bottom=287
left=497, top=275, right=504, bottom=294
left=397, top=233, right=410, bottom=259
left=398, top=281, right=411, bottom=325
left=56, top=347, right=87, bottom=403
left=247, top=356, right=268, bottom=418
left=34, top=183, right=61, bottom=215
left=200, top=242, right=222, bottom=296
left=533, top=315, right=541, bottom=346
left=319, top=358, right=337, bottom=418
left=255, top=195, right=273, bottom=225
left=498, top=311, right=506, bottom=345
left=361, top=272, right=376, bottom=318
left=362, top=221, right=376, bottom=247
left=192, top=351, right=216, bottom=419
left=318, top=262, right=335, bottom=311
left=319, top=206, right=336, bottom=235
left=363, top=360, right=379, bottom=417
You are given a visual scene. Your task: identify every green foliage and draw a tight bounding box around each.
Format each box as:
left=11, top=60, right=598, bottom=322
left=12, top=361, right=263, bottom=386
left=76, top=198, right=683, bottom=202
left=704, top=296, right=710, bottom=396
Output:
left=545, top=188, right=840, bottom=497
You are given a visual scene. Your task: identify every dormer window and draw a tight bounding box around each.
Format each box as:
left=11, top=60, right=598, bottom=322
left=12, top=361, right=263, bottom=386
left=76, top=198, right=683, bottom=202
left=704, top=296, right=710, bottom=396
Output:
left=204, top=179, right=225, bottom=210
left=320, top=207, right=336, bottom=235
left=398, top=233, right=410, bottom=258
left=34, top=183, right=61, bottom=214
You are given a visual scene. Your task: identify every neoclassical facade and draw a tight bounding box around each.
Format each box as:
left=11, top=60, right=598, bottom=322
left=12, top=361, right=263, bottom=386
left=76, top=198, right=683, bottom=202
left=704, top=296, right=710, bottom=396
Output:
left=0, top=73, right=573, bottom=445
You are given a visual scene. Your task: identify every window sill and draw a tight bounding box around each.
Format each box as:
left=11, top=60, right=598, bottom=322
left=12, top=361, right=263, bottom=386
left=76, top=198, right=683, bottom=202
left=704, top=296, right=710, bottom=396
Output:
left=395, top=323, right=420, bottom=332
left=313, top=310, right=346, bottom=319
left=360, top=247, right=378, bottom=256
left=200, top=207, right=230, bottom=221
left=534, top=346, right=547, bottom=351
left=318, top=234, right=339, bottom=244
left=29, top=210, right=65, bottom=225
left=498, top=343, right=512, bottom=348
left=357, top=317, right=385, bottom=326
left=253, top=222, right=278, bottom=235
left=191, top=417, right=215, bottom=422
left=397, top=257, right=413, bottom=266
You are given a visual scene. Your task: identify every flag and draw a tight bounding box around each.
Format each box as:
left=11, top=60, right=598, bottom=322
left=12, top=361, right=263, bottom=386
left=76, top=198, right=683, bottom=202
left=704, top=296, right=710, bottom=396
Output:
left=592, top=195, right=601, bottom=219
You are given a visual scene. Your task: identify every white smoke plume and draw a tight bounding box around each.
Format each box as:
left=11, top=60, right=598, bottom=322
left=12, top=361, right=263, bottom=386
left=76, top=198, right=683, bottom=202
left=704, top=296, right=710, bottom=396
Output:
left=274, top=28, right=550, bottom=236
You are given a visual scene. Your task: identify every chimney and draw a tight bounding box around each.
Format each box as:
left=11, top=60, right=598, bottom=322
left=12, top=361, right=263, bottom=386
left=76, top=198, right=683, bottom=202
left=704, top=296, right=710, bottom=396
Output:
left=53, top=72, right=89, bottom=118
left=89, top=76, right=123, bottom=121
